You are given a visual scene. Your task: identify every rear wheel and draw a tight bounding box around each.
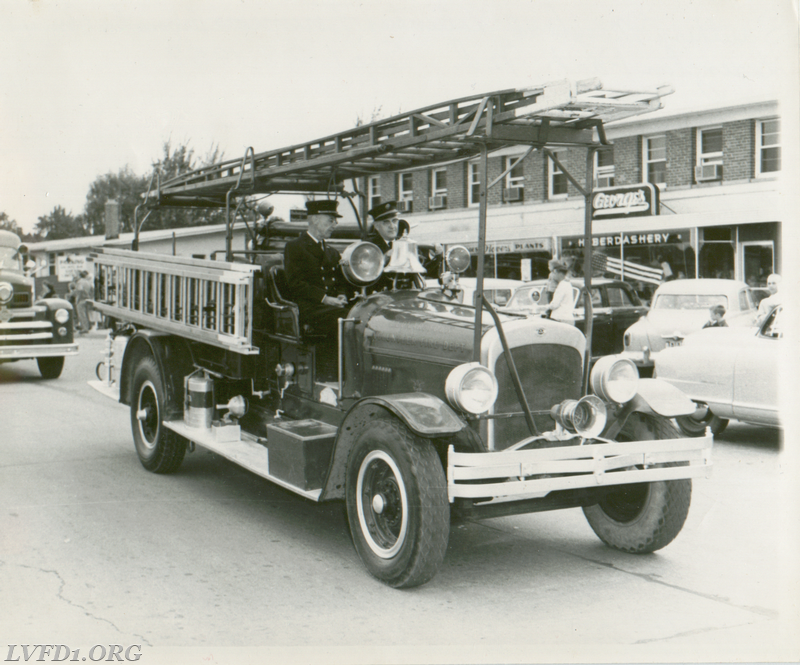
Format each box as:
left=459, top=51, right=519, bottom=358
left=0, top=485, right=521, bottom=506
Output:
left=583, top=413, right=691, bottom=553
left=345, top=416, right=449, bottom=588
left=676, top=406, right=728, bottom=437
left=130, top=355, right=186, bottom=473
left=37, top=356, right=64, bottom=379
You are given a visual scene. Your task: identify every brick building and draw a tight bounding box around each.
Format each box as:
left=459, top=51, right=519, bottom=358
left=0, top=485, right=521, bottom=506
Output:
left=360, top=97, right=783, bottom=288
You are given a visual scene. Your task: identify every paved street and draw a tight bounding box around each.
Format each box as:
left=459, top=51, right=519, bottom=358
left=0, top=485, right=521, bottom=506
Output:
left=1, top=331, right=798, bottom=665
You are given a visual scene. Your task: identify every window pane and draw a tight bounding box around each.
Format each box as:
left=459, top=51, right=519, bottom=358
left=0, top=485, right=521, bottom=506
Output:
left=647, top=136, right=666, bottom=161
left=701, top=128, right=722, bottom=154
left=648, top=161, right=666, bottom=184
left=761, top=146, right=781, bottom=173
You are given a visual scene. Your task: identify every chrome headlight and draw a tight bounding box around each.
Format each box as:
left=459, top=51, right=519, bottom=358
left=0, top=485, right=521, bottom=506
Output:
left=0, top=282, right=13, bottom=303
left=590, top=355, right=639, bottom=404
left=340, top=241, right=384, bottom=286
left=551, top=395, right=607, bottom=438
left=445, top=245, right=471, bottom=274
left=55, top=308, right=70, bottom=324
left=445, top=362, right=498, bottom=414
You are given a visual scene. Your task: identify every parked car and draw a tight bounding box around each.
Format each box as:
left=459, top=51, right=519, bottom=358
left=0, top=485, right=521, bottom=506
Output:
left=422, top=277, right=525, bottom=307
left=655, top=305, right=782, bottom=435
left=502, top=278, right=648, bottom=357
left=621, top=278, right=759, bottom=375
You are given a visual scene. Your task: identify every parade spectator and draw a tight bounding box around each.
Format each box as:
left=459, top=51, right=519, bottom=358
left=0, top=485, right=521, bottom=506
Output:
left=74, top=270, right=94, bottom=333
left=757, top=273, right=781, bottom=322
left=540, top=261, right=575, bottom=325
left=702, top=304, right=728, bottom=329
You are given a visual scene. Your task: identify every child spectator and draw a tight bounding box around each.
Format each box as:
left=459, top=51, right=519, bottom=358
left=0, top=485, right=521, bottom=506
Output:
left=702, top=304, right=728, bottom=329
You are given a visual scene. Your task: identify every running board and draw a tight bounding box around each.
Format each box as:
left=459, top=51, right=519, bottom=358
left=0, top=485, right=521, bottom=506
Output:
left=163, top=420, right=323, bottom=501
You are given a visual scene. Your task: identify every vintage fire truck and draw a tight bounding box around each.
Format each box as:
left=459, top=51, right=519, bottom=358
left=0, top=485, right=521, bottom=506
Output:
left=0, top=230, right=78, bottom=378
left=89, top=79, right=712, bottom=588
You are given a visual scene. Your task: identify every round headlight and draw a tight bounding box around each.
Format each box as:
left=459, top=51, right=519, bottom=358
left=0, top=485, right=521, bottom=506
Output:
left=445, top=246, right=471, bottom=274
left=55, top=308, right=70, bottom=324
left=445, top=362, right=498, bottom=414
left=0, top=282, right=13, bottom=303
left=590, top=355, right=639, bottom=404
left=340, top=241, right=384, bottom=286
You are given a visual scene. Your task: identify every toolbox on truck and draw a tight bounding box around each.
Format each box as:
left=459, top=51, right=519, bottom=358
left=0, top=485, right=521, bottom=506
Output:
left=266, top=420, right=337, bottom=491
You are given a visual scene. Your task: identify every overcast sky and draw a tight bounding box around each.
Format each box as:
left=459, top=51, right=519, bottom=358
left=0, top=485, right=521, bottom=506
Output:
left=1, top=0, right=798, bottom=234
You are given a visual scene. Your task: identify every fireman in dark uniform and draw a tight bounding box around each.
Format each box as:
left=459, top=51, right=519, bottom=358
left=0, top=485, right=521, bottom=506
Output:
left=283, top=199, right=352, bottom=337
left=366, top=201, right=442, bottom=291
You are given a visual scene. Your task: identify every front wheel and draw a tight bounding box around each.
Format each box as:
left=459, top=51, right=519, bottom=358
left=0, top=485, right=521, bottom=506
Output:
left=345, top=416, right=449, bottom=588
left=676, top=406, right=728, bottom=437
left=583, top=413, right=692, bottom=553
left=37, top=356, right=65, bottom=379
left=130, top=355, right=186, bottom=474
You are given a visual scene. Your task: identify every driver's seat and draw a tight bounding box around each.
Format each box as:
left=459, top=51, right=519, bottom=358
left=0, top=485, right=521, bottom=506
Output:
left=266, top=265, right=302, bottom=341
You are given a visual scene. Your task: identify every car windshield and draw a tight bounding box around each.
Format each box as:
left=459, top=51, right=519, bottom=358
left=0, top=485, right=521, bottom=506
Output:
left=505, top=287, right=542, bottom=309
left=653, top=293, right=728, bottom=310
left=0, top=247, right=22, bottom=271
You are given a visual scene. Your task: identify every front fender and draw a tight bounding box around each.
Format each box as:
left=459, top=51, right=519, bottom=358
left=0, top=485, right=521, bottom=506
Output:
left=630, top=378, right=697, bottom=417
left=318, top=395, right=467, bottom=502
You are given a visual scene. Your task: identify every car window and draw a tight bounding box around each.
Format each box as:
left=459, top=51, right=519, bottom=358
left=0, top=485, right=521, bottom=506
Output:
left=0, top=247, right=21, bottom=271
left=739, top=289, right=755, bottom=311
left=760, top=307, right=782, bottom=339
left=607, top=286, right=633, bottom=307
left=506, top=287, right=541, bottom=309
left=486, top=289, right=513, bottom=306
left=590, top=288, right=602, bottom=307
left=654, top=294, right=728, bottom=310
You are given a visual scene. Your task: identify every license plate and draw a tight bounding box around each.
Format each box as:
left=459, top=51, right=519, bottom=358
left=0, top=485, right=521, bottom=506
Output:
left=665, top=339, right=683, bottom=348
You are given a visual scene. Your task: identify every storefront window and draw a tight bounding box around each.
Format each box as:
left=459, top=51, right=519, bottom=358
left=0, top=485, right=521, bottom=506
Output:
left=741, top=242, right=774, bottom=286
left=458, top=239, right=552, bottom=281
left=561, top=229, right=695, bottom=303
left=698, top=226, right=734, bottom=279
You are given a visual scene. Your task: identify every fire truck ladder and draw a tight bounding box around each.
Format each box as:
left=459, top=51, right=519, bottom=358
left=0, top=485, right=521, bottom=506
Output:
left=92, top=248, right=260, bottom=354
left=146, top=78, right=672, bottom=208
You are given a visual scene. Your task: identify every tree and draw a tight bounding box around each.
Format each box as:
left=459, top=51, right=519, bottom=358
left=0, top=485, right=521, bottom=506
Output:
left=0, top=212, right=23, bottom=237
left=34, top=206, right=87, bottom=240
left=81, top=140, right=227, bottom=237
left=84, top=166, right=148, bottom=236
left=143, top=140, right=226, bottom=232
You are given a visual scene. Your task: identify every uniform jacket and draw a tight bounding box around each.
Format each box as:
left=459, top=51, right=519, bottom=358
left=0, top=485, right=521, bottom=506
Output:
left=284, top=232, right=348, bottom=308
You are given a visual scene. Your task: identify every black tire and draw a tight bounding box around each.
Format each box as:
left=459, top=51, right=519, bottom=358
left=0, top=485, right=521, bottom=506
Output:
left=345, top=417, right=450, bottom=588
left=130, top=355, right=186, bottom=474
left=582, top=413, right=692, bottom=553
left=676, top=408, right=729, bottom=437
left=37, top=356, right=64, bottom=379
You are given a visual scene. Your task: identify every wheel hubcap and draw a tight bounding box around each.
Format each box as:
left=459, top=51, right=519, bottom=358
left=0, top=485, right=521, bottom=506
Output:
left=137, top=380, right=159, bottom=450
left=356, top=450, right=409, bottom=559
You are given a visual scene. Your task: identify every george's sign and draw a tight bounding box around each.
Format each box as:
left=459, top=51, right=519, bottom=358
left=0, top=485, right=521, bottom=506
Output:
left=592, top=183, right=659, bottom=219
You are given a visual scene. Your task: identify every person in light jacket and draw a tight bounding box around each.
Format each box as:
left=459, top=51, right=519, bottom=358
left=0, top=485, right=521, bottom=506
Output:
left=540, top=261, right=575, bottom=325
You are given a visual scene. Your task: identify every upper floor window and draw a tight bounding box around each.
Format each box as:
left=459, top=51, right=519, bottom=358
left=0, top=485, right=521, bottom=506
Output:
left=548, top=152, right=568, bottom=199
left=397, top=172, right=413, bottom=212
left=429, top=168, right=447, bottom=209
left=468, top=161, right=480, bottom=207
left=594, top=148, right=615, bottom=189
left=502, top=156, right=525, bottom=202
left=756, top=118, right=781, bottom=176
left=367, top=175, right=381, bottom=211
left=644, top=135, right=666, bottom=187
left=695, top=127, right=723, bottom=182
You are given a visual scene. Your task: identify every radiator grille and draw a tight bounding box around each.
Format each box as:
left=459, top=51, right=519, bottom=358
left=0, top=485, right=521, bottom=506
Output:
left=492, top=344, right=582, bottom=449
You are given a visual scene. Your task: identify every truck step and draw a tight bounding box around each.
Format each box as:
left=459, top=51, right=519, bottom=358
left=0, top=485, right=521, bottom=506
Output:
left=164, top=419, right=331, bottom=501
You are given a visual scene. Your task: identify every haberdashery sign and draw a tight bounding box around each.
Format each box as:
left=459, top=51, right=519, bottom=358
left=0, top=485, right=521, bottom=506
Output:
left=591, top=183, right=659, bottom=219
left=563, top=229, right=690, bottom=250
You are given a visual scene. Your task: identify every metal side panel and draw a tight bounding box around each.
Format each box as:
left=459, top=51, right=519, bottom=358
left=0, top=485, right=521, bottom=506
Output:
left=163, top=420, right=323, bottom=502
